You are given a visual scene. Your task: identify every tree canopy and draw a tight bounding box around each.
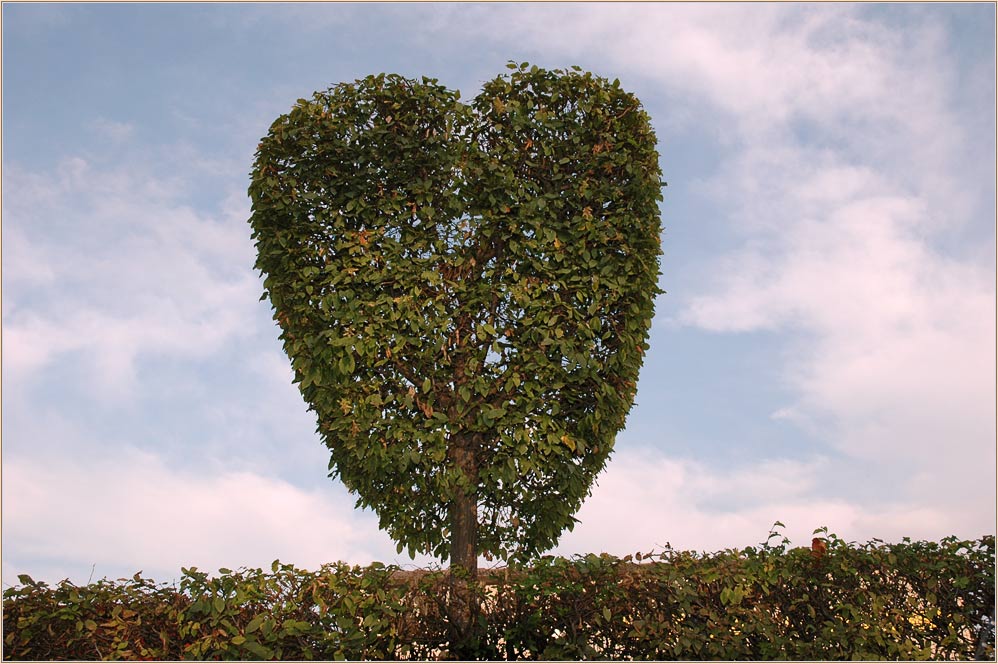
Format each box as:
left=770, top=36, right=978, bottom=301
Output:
left=248, top=63, right=663, bottom=566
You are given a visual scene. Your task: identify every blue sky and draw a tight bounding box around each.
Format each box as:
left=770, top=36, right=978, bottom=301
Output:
left=3, top=3, right=995, bottom=586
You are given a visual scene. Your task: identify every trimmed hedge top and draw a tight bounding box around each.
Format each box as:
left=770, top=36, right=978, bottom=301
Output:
left=3, top=530, right=994, bottom=660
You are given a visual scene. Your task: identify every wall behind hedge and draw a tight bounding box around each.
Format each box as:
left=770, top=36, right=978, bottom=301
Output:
left=3, top=531, right=993, bottom=660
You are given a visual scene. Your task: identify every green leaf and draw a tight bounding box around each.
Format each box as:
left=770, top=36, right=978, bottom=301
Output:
left=242, top=640, right=274, bottom=659
left=245, top=614, right=266, bottom=634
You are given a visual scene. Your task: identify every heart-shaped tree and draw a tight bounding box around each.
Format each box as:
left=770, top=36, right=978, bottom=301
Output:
left=249, top=62, right=663, bottom=654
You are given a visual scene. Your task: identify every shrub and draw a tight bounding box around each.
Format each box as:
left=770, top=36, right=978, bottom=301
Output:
left=3, top=532, right=993, bottom=660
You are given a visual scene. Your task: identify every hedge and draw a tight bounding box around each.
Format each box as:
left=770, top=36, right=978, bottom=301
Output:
left=3, top=531, right=993, bottom=660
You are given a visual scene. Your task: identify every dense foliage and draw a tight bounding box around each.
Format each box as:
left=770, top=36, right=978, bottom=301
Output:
left=247, top=62, right=664, bottom=565
left=4, top=532, right=993, bottom=660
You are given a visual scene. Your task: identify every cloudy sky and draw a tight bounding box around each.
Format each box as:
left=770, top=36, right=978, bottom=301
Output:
left=3, top=3, right=995, bottom=587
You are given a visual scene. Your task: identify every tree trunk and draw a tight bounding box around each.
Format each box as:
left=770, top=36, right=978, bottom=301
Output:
left=448, top=436, right=480, bottom=659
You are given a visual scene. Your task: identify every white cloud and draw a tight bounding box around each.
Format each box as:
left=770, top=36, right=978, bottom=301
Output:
left=556, top=447, right=985, bottom=558
left=2, top=157, right=260, bottom=398
left=661, top=16, right=996, bottom=521
left=458, top=5, right=907, bottom=125
left=7, top=443, right=978, bottom=589
left=0, top=447, right=429, bottom=586
left=679, top=143, right=995, bottom=494
left=1, top=226, right=58, bottom=288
